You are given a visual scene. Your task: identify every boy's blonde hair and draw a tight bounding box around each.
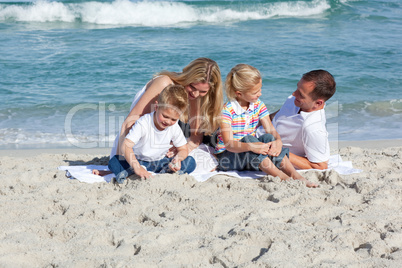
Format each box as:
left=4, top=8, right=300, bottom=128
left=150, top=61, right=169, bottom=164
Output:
left=157, top=58, right=223, bottom=135
left=225, top=64, right=261, bottom=101
left=157, top=84, right=188, bottom=115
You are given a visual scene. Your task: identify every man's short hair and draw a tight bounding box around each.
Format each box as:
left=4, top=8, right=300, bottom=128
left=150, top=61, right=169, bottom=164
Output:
left=302, top=70, right=336, bottom=101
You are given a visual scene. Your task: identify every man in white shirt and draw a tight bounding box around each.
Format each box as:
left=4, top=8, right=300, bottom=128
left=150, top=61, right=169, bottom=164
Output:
left=264, top=70, right=336, bottom=170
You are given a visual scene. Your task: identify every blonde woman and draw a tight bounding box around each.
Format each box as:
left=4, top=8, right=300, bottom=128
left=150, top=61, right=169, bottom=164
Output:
left=110, top=58, right=223, bottom=158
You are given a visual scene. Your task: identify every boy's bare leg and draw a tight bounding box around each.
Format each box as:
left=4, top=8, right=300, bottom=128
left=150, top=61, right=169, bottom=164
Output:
left=280, top=156, right=318, bottom=188
left=92, top=169, right=113, bottom=176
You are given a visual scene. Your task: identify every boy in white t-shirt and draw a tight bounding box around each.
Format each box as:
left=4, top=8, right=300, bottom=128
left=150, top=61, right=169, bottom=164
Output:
left=108, top=84, right=196, bottom=183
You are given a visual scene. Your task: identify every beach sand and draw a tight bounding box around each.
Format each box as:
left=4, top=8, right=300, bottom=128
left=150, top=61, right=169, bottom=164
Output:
left=0, top=140, right=401, bottom=267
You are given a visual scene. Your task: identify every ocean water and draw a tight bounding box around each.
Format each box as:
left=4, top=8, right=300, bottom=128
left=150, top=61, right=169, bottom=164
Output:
left=0, top=0, right=401, bottom=149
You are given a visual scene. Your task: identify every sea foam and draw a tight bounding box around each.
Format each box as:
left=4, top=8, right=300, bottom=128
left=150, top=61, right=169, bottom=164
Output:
left=0, top=0, right=331, bottom=27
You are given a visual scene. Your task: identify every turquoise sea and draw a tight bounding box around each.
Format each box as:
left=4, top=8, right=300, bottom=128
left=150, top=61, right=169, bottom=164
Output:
left=0, top=0, right=401, bottom=149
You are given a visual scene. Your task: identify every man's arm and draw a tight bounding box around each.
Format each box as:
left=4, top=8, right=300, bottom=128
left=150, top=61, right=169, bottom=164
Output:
left=288, top=152, right=328, bottom=170
left=269, top=110, right=279, bottom=121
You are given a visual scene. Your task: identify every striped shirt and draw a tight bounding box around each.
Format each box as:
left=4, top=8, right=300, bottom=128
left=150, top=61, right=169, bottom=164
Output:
left=215, top=99, right=269, bottom=154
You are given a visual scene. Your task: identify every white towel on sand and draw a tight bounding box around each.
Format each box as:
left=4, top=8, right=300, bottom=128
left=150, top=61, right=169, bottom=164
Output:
left=58, top=144, right=362, bottom=184
left=58, top=165, right=114, bottom=184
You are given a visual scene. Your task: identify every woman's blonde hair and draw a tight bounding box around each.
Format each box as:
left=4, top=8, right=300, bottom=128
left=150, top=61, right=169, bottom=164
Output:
left=158, top=58, right=223, bottom=135
left=225, top=64, right=261, bottom=101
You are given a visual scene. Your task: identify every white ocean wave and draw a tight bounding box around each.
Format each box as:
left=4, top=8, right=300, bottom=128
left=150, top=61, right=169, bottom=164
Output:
left=0, top=0, right=331, bottom=26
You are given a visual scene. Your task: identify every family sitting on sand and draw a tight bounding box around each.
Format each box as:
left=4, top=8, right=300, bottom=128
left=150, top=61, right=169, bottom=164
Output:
left=94, top=58, right=336, bottom=188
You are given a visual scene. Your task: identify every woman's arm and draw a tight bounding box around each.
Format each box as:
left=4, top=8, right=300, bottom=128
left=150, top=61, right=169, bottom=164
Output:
left=186, top=134, right=203, bottom=153
left=116, top=76, right=173, bottom=155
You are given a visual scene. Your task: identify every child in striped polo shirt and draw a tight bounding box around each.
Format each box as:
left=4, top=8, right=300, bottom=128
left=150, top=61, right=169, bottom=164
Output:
left=214, top=64, right=317, bottom=188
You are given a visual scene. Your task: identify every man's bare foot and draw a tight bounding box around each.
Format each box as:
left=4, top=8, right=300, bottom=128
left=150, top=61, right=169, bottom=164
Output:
left=92, top=169, right=113, bottom=176
left=297, top=177, right=318, bottom=188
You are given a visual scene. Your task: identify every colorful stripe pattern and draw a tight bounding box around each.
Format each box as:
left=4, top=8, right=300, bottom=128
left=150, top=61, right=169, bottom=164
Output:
left=215, top=99, right=269, bottom=154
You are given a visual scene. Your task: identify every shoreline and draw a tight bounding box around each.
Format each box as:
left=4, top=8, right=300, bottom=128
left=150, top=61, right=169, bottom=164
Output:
left=330, top=139, right=402, bottom=150
left=1, top=139, right=402, bottom=157
left=0, top=147, right=111, bottom=157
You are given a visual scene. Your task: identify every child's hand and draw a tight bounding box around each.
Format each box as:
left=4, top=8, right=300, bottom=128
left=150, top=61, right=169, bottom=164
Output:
left=249, top=142, right=270, bottom=155
left=267, top=140, right=283, bottom=157
left=169, top=158, right=181, bottom=172
left=134, top=166, right=153, bottom=180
